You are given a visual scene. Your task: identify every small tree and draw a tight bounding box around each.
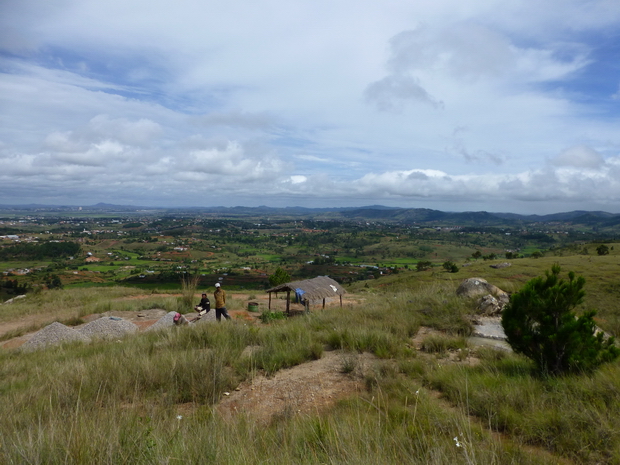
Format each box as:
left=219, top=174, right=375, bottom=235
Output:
left=46, top=274, right=63, bottom=290
left=442, top=261, right=459, bottom=273
left=596, top=244, right=609, bottom=256
left=502, top=264, right=619, bottom=375
left=269, top=267, right=290, bottom=287
left=416, top=261, right=433, bottom=271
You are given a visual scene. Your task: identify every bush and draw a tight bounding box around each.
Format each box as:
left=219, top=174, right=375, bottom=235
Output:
left=596, top=244, right=609, bottom=256
left=442, top=261, right=458, bottom=273
left=268, top=267, right=290, bottom=287
left=259, top=310, right=287, bottom=324
left=416, top=261, right=432, bottom=271
left=46, top=274, right=63, bottom=290
left=501, top=264, right=620, bottom=375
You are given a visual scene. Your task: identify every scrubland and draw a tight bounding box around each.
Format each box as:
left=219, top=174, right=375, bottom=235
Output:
left=1, top=253, right=620, bottom=464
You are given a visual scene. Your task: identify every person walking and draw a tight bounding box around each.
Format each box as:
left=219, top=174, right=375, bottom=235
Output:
left=213, top=282, right=231, bottom=321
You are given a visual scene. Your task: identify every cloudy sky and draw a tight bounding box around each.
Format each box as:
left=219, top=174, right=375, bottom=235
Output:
left=2, top=0, right=620, bottom=214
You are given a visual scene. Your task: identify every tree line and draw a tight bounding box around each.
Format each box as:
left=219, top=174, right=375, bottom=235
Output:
left=0, top=241, right=81, bottom=260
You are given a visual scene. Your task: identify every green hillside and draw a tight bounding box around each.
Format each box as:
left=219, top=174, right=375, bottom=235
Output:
left=1, top=249, right=619, bottom=463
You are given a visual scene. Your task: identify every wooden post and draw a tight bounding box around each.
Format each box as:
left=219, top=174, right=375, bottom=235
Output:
left=322, top=298, right=325, bottom=309
left=340, top=295, right=342, bottom=307
left=286, top=290, right=290, bottom=315
left=268, top=292, right=272, bottom=309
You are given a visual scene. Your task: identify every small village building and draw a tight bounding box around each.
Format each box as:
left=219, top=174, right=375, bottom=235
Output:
left=266, top=276, right=346, bottom=314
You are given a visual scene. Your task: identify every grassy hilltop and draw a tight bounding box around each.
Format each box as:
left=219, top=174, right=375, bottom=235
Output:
left=1, top=208, right=620, bottom=463
left=1, top=248, right=620, bottom=464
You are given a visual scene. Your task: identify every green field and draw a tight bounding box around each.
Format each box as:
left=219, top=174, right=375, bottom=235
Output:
left=2, top=212, right=620, bottom=462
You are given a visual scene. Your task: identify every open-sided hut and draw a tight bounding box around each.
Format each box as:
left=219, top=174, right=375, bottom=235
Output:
left=266, top=276, right=346, bottom=314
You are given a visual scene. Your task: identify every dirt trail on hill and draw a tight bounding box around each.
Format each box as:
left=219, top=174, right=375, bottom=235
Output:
left=217, top=350, right=375, bottom=424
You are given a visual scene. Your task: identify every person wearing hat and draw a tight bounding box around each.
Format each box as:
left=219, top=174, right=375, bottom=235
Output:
left=213, top=282, right=231, bottom=321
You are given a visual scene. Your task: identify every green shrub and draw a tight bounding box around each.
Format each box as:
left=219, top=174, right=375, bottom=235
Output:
left=442, top=261, right=459, bottom=273
left=502, top=264, right=620, bottom=375
left=416, top=261, right=433, bottom=271
left=596, top=244, right=609, bottom=256
left=259, top=310, right=287, bottom=323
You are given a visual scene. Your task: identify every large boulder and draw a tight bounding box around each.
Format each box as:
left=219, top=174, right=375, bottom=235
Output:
left=456, top=278, right=509, bottom=315
left=457, top=278, right=497, bottom=297
left=490, top=262, right=512, bottom=269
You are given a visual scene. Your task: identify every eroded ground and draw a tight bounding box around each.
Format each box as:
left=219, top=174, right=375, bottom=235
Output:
left=217, top=350, right=376, bottom=424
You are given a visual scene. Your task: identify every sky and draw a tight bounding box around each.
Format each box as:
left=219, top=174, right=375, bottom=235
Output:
left=2, top=0, right=620, bottom=214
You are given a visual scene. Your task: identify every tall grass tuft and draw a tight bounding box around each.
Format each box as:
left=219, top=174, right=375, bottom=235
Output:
left=180, top=271, right=201, bottom=312
left=424, top=352, right=620, bottom=464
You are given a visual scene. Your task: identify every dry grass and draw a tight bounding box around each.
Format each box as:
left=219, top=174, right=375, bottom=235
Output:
left=1, top=256, right=620, bottom=463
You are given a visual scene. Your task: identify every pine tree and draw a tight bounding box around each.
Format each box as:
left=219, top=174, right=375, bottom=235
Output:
left=501, top=264, right=619, bottom=375
left=268, top=267, right=291, bottom=287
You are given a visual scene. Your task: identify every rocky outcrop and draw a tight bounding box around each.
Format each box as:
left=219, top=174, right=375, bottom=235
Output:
left=490, top=262, right=511, bottom=269
left=478, top=295, right=502, bottom=316
left=1, top=295, right=26, bottom=305
left=456, top=277, right=509, bottom=316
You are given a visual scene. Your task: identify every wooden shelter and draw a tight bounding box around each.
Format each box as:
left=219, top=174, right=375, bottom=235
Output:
left=266, top=276, right=346, bottom=314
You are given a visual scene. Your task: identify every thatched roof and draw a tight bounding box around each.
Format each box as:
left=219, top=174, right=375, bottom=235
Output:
left=266, top=276, right=346, bottom=302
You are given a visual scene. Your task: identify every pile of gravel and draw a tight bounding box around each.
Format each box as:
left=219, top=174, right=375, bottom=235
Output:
left=77, top=317, right=138, bottom=340
left=147, top=310, right=217, bottom=331
left=146, top=311, right=181, bottom=331
left=21, top=322, right=90, bottom=352
left=193, top=309, right=217, bottom=324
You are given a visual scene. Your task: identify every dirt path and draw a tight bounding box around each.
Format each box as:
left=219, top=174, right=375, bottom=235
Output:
left=217, top=350, right=375, bottom=424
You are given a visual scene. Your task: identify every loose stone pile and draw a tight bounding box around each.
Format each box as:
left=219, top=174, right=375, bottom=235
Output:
left=77, top=317, right=138, bottom=340
left=193, top=310, right=217, bottom=324
left=18, top=309, right=215, bottom=352
left=146, top=311, right=180, bottom=331
left=147, top=309, right=217, bottom=330
left=20, top=322, right=90, bottom=352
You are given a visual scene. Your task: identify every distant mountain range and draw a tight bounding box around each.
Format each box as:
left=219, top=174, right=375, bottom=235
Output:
left=1, top=203, right=620, bottom=227
left=339, top=208, right=620, bottom=226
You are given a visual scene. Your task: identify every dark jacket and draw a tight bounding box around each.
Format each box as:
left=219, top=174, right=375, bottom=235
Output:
left=199, top=296, right=210, bottom=312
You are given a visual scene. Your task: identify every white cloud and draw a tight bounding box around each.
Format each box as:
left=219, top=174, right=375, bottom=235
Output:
left=365, top=75, right=444, bottom=112
left=2, top=0, right=620, bottom=213
left=52, top=140, right=125, bottom=167
left=552, top=145, right=605, bottom=169
left=185, top=142, right=285, bottom=179
left=87, top=115, right=162, bottom=147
